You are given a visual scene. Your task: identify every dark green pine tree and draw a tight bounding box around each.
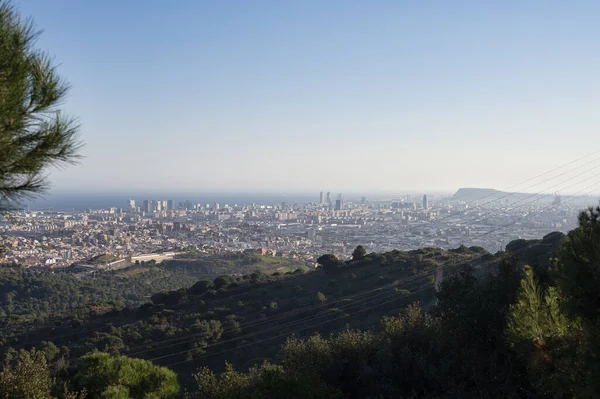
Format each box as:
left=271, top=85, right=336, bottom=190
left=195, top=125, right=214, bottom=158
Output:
left=352, top=245, right=366, bottom=261
left=505, top=205, right=600, bottom=397
left=555, top=204, right=600, bottom=395
left=557, top=205, right=600, bottom=321
left=0, top=1, right=82, bottom=210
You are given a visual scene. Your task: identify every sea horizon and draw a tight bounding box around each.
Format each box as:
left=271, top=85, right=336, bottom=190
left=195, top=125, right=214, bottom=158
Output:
left=21, top=190, right=455, bottom=211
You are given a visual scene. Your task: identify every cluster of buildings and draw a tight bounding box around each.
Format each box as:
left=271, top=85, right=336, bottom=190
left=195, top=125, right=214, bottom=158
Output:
left=0, top=191, right=593, bottom=270
left=318, top=191, right=345, bottom=211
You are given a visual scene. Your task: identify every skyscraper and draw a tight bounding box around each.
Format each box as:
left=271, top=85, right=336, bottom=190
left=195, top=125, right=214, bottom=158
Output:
left=319, top=191, right=324, bottom=204
left=167, top=200, right=175, bottom=210
left=143, top=200, right=151, bottom=213
left=422, top=194, right=429, bottom=210
left=128, top=199, right=135, bottom=211
left=335, top=194, right=343, bottom=211
left=326, top=192, right=332, bottom=204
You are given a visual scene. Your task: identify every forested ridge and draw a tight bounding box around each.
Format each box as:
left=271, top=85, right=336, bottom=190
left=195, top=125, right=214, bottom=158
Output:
left=2, top=243, right=481, bottom=369
left=2, top=205, right=600, bottom=397
left=0, top=265, right=197, bottom=326
left=0, top=251, right=306, bottom=331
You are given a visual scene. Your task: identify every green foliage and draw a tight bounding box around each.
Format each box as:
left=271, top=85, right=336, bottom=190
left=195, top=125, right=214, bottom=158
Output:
left=506, top=266, right=580, bottom=397
left=280, top=335, right=332, bottom=378
left=557, top=205, right=600, bottom=321
left=507, top=266, right=570, bottom=344
left=559, top=206, right=600, bottom=395
left=193, top=362, right=343, bottom=399
left=99, top=384, right=130, bottom=398
left=249, top=367, right=343, bottom=399
left=209, top=320, right=223, bottom=340
left=213, top=275, right=234, bottom=289
left=0, top=244, right=470, bottom=390
left=0, top=1, right=81, bottom=208
left=505, top=239, right=530, bottom=253
left=468, top=246, right=488, bottom=254
left=70, top=352, right=179, bottom=399
left=0, top=241, right=539, bottom=396
left=351, top=245, right=366, bottom=261
left=502, top=205, right=600, bottom=397
left=505, top=233, right=564, bottom=272
left=0, top=265, right=196, bottom=326
left=316, top=254, right=343, bottom=273
left=250, top=269, right=265, bottom=283
left=252, top=256, right=530, bottom=397
left=450, top=244, right=469, bottom=253
left=163, top=253, right=305, bottom=280
left=277, top=309, right=523, bottom=398
left=0, top=348, right=51, bottom=399
left=188, top=280, right=214, bottom=295
left=38, top=341, right=59, bottom=362
left=151, top=289, right=186, bottom=307
left=315, top=292, right=326, bottom=303
left=542, top=231, right=566, bottom=245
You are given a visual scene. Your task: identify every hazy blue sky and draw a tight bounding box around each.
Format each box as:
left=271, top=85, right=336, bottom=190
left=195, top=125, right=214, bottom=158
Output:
left=14, top=0, right=600, bottom=195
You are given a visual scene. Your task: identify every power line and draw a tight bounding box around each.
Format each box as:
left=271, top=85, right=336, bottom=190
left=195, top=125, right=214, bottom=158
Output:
left=469, top=180, right=600, bottom=242
left=449, top=149, right=600, bottom=203
left=8, top=173, right=596, bottom=351
left=158, top=275, right=450, bottom=368
left=4, top=154, right=598, bottom=361
left=4, top=255, right=444, bottom=349
left=152, top=182, right=600, bottom=368
left=395, top=154, right=600, bottom=239
left=126, top=263, right=450, bottom=357
left=457, top=167, right=600, bottom=229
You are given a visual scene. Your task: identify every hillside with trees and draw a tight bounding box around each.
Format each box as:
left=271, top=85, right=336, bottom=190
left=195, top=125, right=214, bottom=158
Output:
left=0, top=240, right=488, bottom=392
left=161, top=251, right=309, bottom=279
left=1, top=204, right=598, bottom=397
left=0, top=264, right=198, bottom=327
left=0, top=250, right=308, bottom=347
left=190, top=205, right=600, bottom=398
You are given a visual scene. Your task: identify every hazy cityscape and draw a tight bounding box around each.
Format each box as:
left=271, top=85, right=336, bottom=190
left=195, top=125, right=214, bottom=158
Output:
left=3, top=1, right=600, bottom=397
left=2, top=189, right=595, bottom=272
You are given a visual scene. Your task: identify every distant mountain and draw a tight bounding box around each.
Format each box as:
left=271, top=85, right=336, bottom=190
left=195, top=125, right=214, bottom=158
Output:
left=453, top=188, right=503, bottom=201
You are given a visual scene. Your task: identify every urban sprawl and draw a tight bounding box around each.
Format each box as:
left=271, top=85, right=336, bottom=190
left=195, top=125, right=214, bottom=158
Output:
left=0, top=191, right=590, bottom=271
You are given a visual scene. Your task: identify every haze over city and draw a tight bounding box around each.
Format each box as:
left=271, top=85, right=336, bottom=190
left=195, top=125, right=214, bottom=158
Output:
left=14, top=0, right=600, bottom=195
left=5, top=0, right=600, bottom=397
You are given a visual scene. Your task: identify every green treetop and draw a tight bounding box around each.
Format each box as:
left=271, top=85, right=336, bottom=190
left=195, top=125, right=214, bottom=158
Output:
left=0, top=1, right=82, bottom=209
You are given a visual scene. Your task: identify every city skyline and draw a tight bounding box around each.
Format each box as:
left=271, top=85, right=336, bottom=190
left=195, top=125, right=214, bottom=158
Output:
left=5, top=184, right=594, bottom=271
